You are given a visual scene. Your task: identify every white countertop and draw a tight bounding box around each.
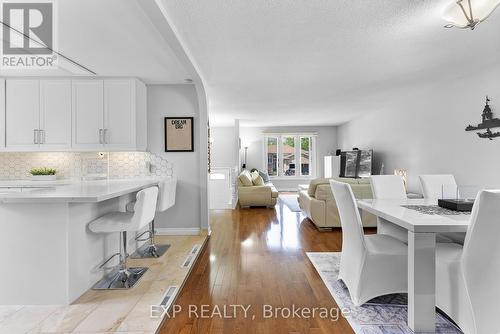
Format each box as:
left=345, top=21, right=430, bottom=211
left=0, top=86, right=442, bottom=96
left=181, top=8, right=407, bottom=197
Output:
left=0, top=178, right=161, bottom=203
left=358, top=198, right=470, bottom=233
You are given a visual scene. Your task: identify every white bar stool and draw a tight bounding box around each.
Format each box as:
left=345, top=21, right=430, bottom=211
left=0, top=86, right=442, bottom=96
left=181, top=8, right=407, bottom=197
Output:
left=89, top=186, right=159, bottom=289
left=126, top=177, right=177, bottom=258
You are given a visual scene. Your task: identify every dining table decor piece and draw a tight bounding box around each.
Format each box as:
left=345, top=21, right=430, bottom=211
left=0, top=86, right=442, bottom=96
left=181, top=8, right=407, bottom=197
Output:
left=437, top=184, right=478, bottom=212
left=437, top=198, right=474, bottom=211
left=401, top=204, right=471, bottom=216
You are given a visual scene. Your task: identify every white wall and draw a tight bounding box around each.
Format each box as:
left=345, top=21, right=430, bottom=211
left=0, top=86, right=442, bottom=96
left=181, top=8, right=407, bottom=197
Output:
left=240, top=126, right=337, bottom=190
left=211, top=126, right=238, bottom=168
left=337, top=65, right=500, bottom=193
left=148, top=84, right=203, bottom=231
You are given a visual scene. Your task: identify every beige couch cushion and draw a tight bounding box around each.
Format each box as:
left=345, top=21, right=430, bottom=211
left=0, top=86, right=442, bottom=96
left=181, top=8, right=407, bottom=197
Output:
left=315, top=184, right=333, bottom=201
left=350, top=184, right=373, bottom=199
left=239, top=170, right=253, bottom=186
left=251, top=171, right=264, bottom=186
left=333, top=177, right=362, bottom=184
left=308, top=177, right=368, bottom=197
left=307, top=178, right=331, bottom=196
left=356, top=178, right=371, bottom=184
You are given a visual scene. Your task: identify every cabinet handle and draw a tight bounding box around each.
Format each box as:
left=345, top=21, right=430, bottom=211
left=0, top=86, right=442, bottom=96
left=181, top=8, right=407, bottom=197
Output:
left=103, top=129, right=108, bottom=144
left=33, top=129, right=39, bottom=144
left=39, top=130, right=45, bottom=144
left=99, top=129, right=103, bottom=144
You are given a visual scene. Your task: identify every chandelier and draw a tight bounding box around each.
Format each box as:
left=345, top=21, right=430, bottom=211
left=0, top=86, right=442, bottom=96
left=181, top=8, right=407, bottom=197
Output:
left=443, top=0, right=500, bottom=29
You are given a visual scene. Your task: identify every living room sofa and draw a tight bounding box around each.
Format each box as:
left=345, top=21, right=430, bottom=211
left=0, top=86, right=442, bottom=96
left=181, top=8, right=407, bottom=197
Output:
left=298, top=177, right=377, bottom=229
left=238, top=170, right=279, bottom=207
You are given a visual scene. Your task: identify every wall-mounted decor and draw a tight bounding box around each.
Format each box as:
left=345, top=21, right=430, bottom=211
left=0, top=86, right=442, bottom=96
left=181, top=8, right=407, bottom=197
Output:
left=164, top=117, right=194, bottom=152
left=465, top=96, right=500, bottom=140
left=207, top=120, right=211, bottom=173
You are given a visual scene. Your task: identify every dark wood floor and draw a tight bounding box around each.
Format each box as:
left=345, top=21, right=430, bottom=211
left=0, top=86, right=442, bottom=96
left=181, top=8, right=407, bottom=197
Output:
left=160, top=203, right=374, bottom=334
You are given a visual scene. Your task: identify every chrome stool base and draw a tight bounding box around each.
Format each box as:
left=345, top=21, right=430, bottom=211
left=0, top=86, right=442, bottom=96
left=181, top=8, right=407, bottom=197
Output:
left=130, top=243, right=170, bottom=259
left=92, top=267, right=148, bottom=290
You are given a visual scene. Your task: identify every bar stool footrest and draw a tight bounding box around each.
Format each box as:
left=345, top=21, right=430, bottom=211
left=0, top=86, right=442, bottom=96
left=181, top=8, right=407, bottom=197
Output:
left=130, top=243, right=170, bottom=259
left=92, top=267, right=148, bottom=290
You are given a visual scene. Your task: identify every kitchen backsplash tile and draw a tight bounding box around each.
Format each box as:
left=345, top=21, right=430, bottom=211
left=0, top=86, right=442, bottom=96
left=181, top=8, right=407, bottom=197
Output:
left=0, top=152, right=173, bottom=180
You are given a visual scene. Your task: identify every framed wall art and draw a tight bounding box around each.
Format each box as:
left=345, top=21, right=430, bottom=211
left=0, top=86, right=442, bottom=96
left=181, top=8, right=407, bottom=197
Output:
left=164, top=117, right=194, bottom=152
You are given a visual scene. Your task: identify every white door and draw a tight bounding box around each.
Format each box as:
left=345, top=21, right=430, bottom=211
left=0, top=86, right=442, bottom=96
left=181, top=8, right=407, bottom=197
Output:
left=209, top=168, right=233, bottom=209
left=6, top=80, right=40, bottom=150
left=0, top=79, right=5, bottom=150
left=103, top=80, right=135, bottom=150
left=40, top=80, right=71, bottom=149
left=72, top=80, right=104, bottom=149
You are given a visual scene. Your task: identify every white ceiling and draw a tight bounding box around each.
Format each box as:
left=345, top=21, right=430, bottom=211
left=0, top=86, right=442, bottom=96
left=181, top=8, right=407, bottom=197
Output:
left=161, top=0, right=500, bottom=126
left=1, top=0, right=191, bottom=84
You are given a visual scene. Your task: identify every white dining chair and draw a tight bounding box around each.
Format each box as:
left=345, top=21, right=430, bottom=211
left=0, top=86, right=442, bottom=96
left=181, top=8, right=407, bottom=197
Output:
left=419, top=174, right=457, bottom=199
left=419, top=174, right=466, bottom=244
left=330, top=180, right=408, bottom=306
left=436, top=190, right=500, bottom=334
left=370, top=175, right=409, bottom=243
left=371, top=175, right=453, bottom=244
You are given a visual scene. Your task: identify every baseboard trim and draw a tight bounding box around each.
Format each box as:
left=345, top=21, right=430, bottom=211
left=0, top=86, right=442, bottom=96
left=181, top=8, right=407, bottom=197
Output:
left=156, top=228, right=201, bottom=235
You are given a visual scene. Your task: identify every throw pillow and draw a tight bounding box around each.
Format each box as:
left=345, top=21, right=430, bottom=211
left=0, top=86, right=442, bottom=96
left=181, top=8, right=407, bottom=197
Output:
left=251, top=171, right=264, bottom=186
left=239, top=170, right=253, bottom=186
left=258, top=170, right=270, bottom=183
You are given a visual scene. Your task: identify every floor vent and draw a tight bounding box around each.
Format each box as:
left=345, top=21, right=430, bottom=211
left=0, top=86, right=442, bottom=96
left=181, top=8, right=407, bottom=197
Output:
left=182, top=255, right=194, bottom=268
left=160, top=285, right=178, bottom=308
left=190, top=244, right=200, bottom=255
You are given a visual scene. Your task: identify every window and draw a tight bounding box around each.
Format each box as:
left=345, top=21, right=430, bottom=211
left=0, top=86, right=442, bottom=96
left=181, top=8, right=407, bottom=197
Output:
left=264, top=134, right=315, bottom=178
left=266, top=137, right=278, bottom=176
left=282, top=136, right=296, bottom=176
left=300, top=136, right=312, bottom=176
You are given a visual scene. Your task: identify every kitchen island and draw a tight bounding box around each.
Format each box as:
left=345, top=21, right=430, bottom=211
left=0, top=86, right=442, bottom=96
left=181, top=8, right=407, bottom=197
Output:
left=0, top=178, right=162, bottom=305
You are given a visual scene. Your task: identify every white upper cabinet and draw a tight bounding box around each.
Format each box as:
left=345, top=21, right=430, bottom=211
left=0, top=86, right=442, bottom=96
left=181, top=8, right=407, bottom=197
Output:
left=103, top=80, right=135, bottom=150
left=40, top=80, right=72, bottom=149
left=5, top=80, right=40, bottom=150
left=1, top=77, right=146, bottom=152
left=72, top=80, right=104, bottom=149
left=72, top=78, right=146, bottom=151
left=0, top=79, right=5, bottom=150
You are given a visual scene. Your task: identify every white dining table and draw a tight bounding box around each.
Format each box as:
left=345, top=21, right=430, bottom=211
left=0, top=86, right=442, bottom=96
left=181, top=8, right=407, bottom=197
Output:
left=357, top=198, right=470, bottom=333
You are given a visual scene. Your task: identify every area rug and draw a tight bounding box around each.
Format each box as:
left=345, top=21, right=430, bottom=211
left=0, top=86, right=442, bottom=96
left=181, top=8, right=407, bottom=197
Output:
left=306, top=252, right=463, bottom=334
left=279, top=193, right=301, bottom=212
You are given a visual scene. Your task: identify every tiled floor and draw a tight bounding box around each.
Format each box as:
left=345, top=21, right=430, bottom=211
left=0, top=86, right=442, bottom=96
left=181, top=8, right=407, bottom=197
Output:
left=0, top=232, right=209, bottom=334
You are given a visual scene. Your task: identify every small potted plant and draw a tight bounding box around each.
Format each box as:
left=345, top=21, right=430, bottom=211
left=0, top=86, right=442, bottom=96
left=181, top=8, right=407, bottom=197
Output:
left=29, top=167, right=57, bottom=181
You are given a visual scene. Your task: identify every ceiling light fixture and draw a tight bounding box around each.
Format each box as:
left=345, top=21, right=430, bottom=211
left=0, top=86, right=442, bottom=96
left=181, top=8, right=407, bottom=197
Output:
left=443, top=0, right=500, bottom=29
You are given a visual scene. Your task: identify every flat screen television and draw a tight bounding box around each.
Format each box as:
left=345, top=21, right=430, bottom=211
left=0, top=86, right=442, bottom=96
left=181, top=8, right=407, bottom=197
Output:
left=339, top=150, right=373, bottom=178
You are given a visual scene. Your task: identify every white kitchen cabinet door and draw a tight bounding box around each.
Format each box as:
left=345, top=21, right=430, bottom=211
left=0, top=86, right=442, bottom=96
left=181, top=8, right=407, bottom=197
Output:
left=72, top=80, right=104, bottom=149
left=40, top=80, right=71, bottom=149
left=0, top=79, right=5, bottom=150
left=103, top=80, right=135, bottom=150
left=5, top=80, right=40, bottom=150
